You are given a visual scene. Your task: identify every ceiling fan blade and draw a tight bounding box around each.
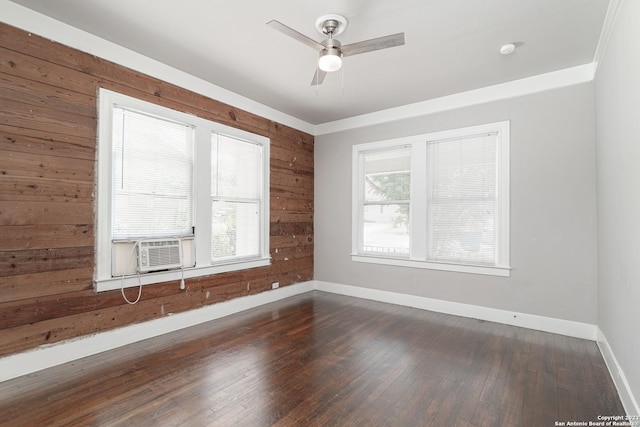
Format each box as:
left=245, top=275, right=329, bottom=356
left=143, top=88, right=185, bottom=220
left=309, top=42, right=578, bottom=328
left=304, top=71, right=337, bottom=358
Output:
left=311, top=69, right=327, bottom=86
left=266, top=20, right=324, bottom=51
left=341, top=33, right=405, bottom=57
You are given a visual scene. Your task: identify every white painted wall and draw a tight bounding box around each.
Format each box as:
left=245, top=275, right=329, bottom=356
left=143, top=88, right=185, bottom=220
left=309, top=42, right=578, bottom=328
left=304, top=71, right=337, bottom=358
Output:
left=315, top=83, right=598, bottom=324
left=595, top=0, right=640, bottom=415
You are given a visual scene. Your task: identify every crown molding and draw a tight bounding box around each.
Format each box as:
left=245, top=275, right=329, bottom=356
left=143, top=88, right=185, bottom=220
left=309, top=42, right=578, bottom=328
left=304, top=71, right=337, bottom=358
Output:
left=592, top=0, right=623, bottom=74
left=314, top=63, right=596, bottom=135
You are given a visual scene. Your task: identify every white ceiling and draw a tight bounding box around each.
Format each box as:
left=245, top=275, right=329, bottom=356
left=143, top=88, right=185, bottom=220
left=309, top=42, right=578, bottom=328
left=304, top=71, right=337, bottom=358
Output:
left=8, top=0, right=610, bottom=126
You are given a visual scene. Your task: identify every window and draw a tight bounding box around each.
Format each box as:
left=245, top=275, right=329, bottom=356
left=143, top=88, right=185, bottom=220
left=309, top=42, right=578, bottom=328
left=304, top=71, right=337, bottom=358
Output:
left=352, top=121, right=510, bottom=276
left=96, top=89, right=270, bottom=292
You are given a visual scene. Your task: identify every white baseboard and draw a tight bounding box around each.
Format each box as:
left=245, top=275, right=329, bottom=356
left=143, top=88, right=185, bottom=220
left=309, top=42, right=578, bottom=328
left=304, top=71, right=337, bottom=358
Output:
left=313, top=280, right=597, bottom=340
left=597, top=328, right=640, bottom=419
left=0, top=281, right=314, bottom=383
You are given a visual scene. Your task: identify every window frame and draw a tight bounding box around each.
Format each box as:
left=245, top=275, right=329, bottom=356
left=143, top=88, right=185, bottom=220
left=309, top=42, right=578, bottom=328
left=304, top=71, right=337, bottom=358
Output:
left=352, top=121, right=510, bottom=277
left=95, top=88, right=270, bottom=292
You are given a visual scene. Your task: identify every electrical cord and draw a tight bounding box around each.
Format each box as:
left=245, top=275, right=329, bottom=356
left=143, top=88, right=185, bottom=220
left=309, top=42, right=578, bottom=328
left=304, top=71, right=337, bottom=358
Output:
left=120, top=240, right=142, bottom=305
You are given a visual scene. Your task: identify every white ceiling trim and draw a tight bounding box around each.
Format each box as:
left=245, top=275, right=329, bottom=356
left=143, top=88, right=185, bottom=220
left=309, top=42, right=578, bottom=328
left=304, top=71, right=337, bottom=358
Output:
left=0, top=0, right=316, bottom=135
left=314, top=63, right=596, bottom=136
left=592, top=0, right=623, bottom=74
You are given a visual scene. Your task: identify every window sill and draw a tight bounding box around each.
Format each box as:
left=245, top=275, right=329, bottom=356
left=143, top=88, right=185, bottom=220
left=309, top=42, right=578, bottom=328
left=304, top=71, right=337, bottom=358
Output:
left=94, top=257, right=271, bottom=292
left=351, top=255, right=510, bottom=277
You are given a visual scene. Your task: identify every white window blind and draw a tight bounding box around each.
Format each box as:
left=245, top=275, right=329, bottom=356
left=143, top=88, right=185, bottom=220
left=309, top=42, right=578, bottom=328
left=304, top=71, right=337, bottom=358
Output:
left=112, top=107, right=194, bottom=239
left=211, top=134, right=262, bottom=261
left=361, top=147, right=411, bottom=256
left=426, top=132, right=497, bottom=266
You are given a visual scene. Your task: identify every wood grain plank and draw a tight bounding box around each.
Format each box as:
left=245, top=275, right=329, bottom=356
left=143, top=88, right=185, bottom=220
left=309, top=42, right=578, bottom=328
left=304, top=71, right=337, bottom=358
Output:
left=0, top=124, right=95, bottom=160
left=270, top=184, right=313, bottom=201
left=269, top=120, right=314, bottom=147
left=0, top=97, right=96, bottom=139
left=270, top=234, right=313, bottom=250
left=0, top=247, right=94, bottom=277
left=271, top=170, right=313, bottom=190
left=271, top=160, right=314, bottom=178
left=0, top=24, right=103, bottom=77
left=270, top=211, right=314, bottom=224
left=270, top=144, right=314, bottom=168
left=0, top=224, right=93, bottom=251
left=0, top=149, right=94, bottom=181
left=270, top=244, right=313, bottom=261
left=270, top=221, right=314, bottom=237
left=0, top=45, right=100, bottom=97
left=0, top=71, right=96, bottom=117
left=0, top=267, right=93, bottom=303
left=0, top=201, right=92, bottom=225
left=0, top=175, right=94, bottom=203
left=270, top=196, right=313, bottom=213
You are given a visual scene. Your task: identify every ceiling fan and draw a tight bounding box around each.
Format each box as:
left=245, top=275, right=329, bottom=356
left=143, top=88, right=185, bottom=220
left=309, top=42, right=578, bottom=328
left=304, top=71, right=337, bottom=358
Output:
left=267, top=14, right=405, bottom=85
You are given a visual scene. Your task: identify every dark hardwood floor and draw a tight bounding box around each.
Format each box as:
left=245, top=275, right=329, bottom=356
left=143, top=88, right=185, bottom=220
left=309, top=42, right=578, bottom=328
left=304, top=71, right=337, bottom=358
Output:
left=0, top=291, right=625, bottom=426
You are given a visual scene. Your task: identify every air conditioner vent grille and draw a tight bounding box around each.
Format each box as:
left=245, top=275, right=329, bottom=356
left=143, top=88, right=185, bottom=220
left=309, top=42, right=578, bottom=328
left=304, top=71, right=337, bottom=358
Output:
left=138, top=238, right=182, bottom=272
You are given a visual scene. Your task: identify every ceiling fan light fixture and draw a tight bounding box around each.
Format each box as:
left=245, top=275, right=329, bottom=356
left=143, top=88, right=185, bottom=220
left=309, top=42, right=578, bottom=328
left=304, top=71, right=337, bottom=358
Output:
left=319, top=48, right=342, bottom=72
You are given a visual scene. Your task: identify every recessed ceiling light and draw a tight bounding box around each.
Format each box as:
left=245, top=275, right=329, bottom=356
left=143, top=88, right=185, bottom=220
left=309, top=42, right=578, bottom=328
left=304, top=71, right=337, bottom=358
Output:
left=500, top=43, right=516, bottom=55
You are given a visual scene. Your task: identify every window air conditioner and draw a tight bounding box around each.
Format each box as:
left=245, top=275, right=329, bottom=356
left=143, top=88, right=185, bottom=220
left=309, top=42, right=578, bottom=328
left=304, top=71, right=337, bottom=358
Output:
left=137, top=238, right=183, bottom=273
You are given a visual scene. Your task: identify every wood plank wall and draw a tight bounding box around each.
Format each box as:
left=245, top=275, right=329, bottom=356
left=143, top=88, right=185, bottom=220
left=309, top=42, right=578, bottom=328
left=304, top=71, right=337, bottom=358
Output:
left=0, top=23, right=314, bottom=357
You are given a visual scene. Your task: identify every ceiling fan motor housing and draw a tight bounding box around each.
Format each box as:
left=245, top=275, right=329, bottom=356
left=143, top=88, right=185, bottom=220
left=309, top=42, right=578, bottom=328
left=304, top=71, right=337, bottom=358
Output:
left=322, top=19, right=340, bottom=35
left=322, top=38, right=342, bottom=53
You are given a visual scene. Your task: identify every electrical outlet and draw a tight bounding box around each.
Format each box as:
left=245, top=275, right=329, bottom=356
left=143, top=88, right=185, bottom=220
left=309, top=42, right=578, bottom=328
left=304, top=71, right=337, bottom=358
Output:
left=271, top=282, right=280, bottom=289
